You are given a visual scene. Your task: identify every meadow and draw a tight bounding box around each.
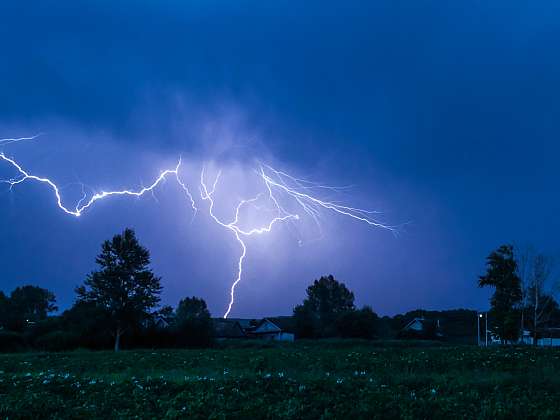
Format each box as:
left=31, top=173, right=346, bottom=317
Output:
left=1, top=341, right=559, bottom=419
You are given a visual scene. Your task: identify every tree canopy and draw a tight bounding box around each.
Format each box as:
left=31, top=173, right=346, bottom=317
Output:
left=0, top=285, right=57, bottom=331
left=76, top=228, right=162, bottom=351
left=174, top=296, right=213, bottom=347
left=294, top=275, right=357, bottom=338
left=479, top=244, right=523, bottom=342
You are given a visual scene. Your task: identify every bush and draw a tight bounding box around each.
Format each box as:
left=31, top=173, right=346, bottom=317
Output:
left=34, top=331, right=79, bottom=352
left=0, top=330, right=26, bottom=352
left=336, top=307, right=379, bottom=339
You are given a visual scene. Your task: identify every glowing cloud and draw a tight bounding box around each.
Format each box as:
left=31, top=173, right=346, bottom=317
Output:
left=1, top=136, right=394, bottom=317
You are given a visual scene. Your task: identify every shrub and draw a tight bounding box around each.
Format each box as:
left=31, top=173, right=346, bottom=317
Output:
left=336, top=306, right=379, bottom=339
left=0, top=330, right=26, bottom=352
left=34, top=331, right=79, bottom=352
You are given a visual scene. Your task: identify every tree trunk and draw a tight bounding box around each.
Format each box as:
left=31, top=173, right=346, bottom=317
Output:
left=114, top=328, right=122, bottom=352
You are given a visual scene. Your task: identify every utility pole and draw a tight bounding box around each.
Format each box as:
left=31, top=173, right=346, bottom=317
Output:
left=485, top=312, right=488, bottom=347
left=477, top=313, right=482, bottom=346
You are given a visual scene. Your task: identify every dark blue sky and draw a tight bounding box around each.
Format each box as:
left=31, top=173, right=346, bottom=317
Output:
left=1, top=1, right=559, bottom=317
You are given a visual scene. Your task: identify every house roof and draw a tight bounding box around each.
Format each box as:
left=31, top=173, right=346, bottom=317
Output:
left=225, top=318, right=258, bottom=330
left=212, top=319, right=246, bottom=338
left=253, top=319, right=282, bottom=334
left=402, top=317, right=443, bottom=335
left=403, top=317, right=426, bottom=331
left=266, top=316, right=297, bottom=333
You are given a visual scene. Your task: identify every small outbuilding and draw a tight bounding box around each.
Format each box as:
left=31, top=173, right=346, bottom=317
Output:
left=400, top=317, right=443, bottom=339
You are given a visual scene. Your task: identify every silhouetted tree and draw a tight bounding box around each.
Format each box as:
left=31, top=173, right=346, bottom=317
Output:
left=173, top=297, right=213, bottom=347
left=6, top=285, right=57, bottom=331
left=479, top=245, right=523, bottom=343
left=336, top=306, right=379, bottom=339
left=524, top=254, right=558, bottom=345
left=76, top=228, right=162, bottom=351
left=294, top=275, right=355, bottom=337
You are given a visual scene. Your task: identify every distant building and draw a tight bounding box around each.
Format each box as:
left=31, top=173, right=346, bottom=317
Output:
left=211, top=317, right=296, bottom=341
left=249, top=318, right=295, bottom=342
left=142, top=315, right=172, bottom=330
left=212, top=319, right=246, bottom=339
left=400, top=317, right=443, bottom=339
left=520, top=328, right=560, bottom=347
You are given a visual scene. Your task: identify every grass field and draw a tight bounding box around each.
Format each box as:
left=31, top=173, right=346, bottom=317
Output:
left=1, top=341, right=560, bottom=419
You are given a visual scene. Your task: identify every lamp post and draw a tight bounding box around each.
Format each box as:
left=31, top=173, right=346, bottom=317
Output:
left=477, top=313, right=483, bottom=346
left=485, top=312, right=488, bottom=347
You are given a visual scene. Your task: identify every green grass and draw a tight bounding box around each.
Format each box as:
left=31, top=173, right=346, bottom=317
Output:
left=1, top=342, right=560, bottom=419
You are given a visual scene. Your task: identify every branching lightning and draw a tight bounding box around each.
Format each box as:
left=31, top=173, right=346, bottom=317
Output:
left=0, top=152, right=191, bottom=217
left=200, top=167, right=299, bottom=318
left=1, top=135, right=395, bottom=318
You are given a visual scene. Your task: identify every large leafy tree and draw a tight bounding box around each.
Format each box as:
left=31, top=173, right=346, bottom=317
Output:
left=76, top=228, right=162, bottom=351
left=479, top=245, right=523, bottom=343
left=294, top=275, right=355, bottom=337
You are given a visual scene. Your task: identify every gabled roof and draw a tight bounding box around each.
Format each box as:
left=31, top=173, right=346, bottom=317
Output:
left=212, top=319, right=246, bottom=338
left=253, top=319, right=282, bottom=334
left=154, top=316, right=170, bottom=328
left=226, top=318, right=258, bottom=330
left=402, top=317, right=442, bottom=333
left=403, top=317, right=426, bottom=331
left=266, top=316, right=297, bottom=333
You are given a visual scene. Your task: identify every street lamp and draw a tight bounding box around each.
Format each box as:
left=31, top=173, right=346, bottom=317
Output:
left=477, top=313, right=483, bottom=346
left=485, top=312, right=488, bottom=347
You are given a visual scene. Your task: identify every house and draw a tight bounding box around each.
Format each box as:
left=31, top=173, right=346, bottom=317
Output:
left=142, top=315, right=172, bottom=329
left=211, top=317, right=296, bottom=341
left=520, top=328, right=560, bottom=347
left=400, top=317, right=443, bottom=339
left=248, top=318, right=295, bottom=342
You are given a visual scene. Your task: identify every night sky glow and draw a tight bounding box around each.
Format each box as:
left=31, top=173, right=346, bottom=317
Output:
left=1, top=1, right=559, bottom=317
left=1, top=136, right=395, bottom=317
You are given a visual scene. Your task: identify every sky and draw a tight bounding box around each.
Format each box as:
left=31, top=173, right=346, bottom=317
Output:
left=1, top=1, right=559, bottom=318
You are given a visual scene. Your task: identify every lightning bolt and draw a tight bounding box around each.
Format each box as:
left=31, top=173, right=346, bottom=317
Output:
left=0, top=134, right=197, bottom=218
left=0, top=152, right=195, bottom=217
left=259, top=163, right=395, bottom=233
left=1, top=135, right=395, bottom=319
left=200, top=167, right=298, bottom=318
left=0, top=133, right=44, bottom=147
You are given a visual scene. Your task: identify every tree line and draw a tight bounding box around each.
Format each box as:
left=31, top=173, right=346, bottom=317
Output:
left=0, top=228, right=214, bottom=352
left=0, top=228, right=414, bottom=351
left=2, top=228, right=555, bottom=352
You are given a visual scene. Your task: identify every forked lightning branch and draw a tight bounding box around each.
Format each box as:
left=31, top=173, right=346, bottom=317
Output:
left=0, top=135, right=394, bottom=317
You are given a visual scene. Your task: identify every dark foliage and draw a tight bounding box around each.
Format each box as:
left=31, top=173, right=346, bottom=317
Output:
left=0, top=285, right=57, bottom=331
left=336, top=306, right=379, bottom=339
left=294, top=275, right=378, bottom=339
left=60, top=301, right=114, bottom=350
left=0, top=331, right=26, bottom=352
left=173, top=297, right=214, bottom=347
left=0, top=291, right=8, bottom=330
left=76, top=228, right=162, bottom=351
left=479, top=245, right=523, bottom=342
